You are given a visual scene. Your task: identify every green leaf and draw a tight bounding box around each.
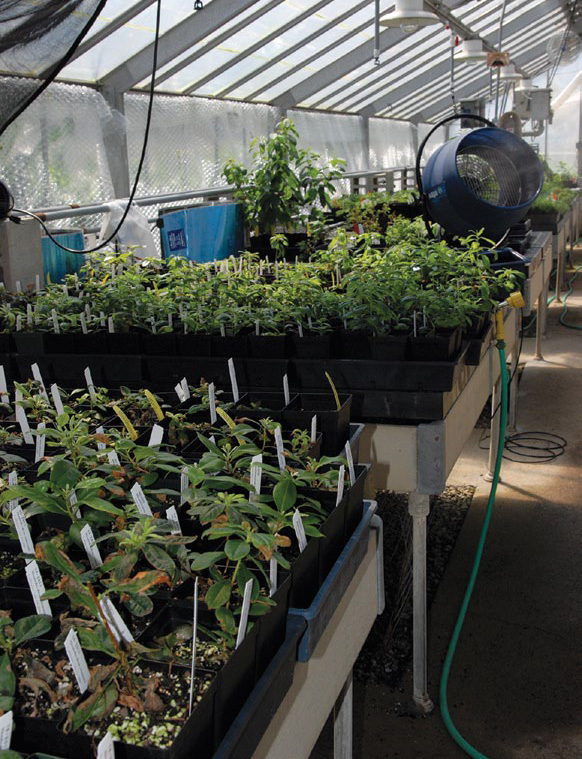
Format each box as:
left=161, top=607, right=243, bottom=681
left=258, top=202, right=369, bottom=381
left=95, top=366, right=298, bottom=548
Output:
left=205, top=579, right=231, bottom=610
left=123, top=594, right=154, bottom=618
left=77, top=627, right=116, bottom=658
left=273, top=478, right=297, bottom=512
left=143, top=544, right=175, bottom=575
left=41, top=589, right=64, bottom=600
left=190, top=551, right=225, bottom=571
left=224, top=540, right=250, bottom=561
left=0, top=653, right=15, bottom=702
left=13, top=615, right=52, bottom=646
left=80, top=496, right=125, bottom=516
left=0, top=749, right=25, bottom=758
left=50, top=459, right=81, bottom=489
left=37, top=540, right=81, bottom=582
left=69, top=683, right=118, bottom=732
left=215, top=607, right=236, bottom=634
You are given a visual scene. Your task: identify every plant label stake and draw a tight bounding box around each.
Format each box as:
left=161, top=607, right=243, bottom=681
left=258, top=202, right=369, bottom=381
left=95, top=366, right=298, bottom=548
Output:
left=236, top=578, right=254, bottom=649
left=0, top=710, right=13, bottom=750
left=283, top=374, right=290, bottom=406
left=12, top=505, right=34, bottom=560
left=69, top=491, right=81, bottom=519
left=0, top=366, right=8, bottom=404
left=31, top=363, right=49, bottom=401
left=174, top=383, right=186, bottom=403
left=188, top=578, right=199, bottom=715
left=79, top=312, right=88, bottom=335
left=255, top=319, right=260, bottom=336
left=298, top=323, right=303, bottom=338
left=130, top=483, right=153, bottom=517
left=85, top=304, right=91, bottom=319
left=148, top=424, right=164, bottom=447
left=35, top=273, right=41, bottom=292
left=64, top=628, right=90, bottom=694
left=228, top=358, right=240, bottom=403
left=26, top=303, right=33, bottom=327
left=250, top=454, right=262, bottom=495
left=413, top=311, right=417, bottom=338
left=97, top=728, right=115, bottom=759
left=95, top=426, right=106, bottom=452
left=293, top=510, right=308, bottom=553
left=51, top=309, right=60, bottom=334
left=25, top=560, right=52, bottom=617
left=15, top=280, right=21, bottom=293
left=81, top=524, right=103, bottom=569
left=311, top=415, right=317, bottom=444
left=220, top=323, right=226, bottom=337
left=335, top=464, right=345, bottom=508
left=50, top=384, right=65, bottom=416
left=108, top=316, right=114, bottom=333
left=107, top=451, right=121, bottom=466
left=269, top=558, right=277, bottom=597
left=180, top=466, right=188, bottom=506
left=274, top=426, right=286, bottom=471
left=180, top=378, right=190, bottom=399
left=84, top=367, right=97, bottom=400
left=208, top=382, right=217, bottom=424
left=14, top=387, right=33, bottom=445
left=34, top=422, right=46, bottom=463
left=7, top=471, right=18, bottom=512
left=165, top=506, right=182, bottom=535
left=99, top=598, right=134, bottom=644
left=344, top=442, right=356, bottom=486
left=100, top=311, right=106, bottom=328
left=15, top=315, right=22, bottom=332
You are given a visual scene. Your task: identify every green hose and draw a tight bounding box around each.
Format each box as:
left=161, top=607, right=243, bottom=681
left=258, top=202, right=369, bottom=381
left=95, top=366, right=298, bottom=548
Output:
left=439, top=341, right=509, bottom=759
left=558, top=263, right=582, bottom=329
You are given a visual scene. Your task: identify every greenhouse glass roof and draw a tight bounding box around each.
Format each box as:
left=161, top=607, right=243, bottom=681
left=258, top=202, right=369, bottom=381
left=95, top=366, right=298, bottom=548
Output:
left=1, top=0, right=580, bottom=125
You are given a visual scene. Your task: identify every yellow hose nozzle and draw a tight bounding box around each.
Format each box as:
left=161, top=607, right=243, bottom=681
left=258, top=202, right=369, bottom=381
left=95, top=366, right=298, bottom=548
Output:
left=506, top=291, right=525, bottom=310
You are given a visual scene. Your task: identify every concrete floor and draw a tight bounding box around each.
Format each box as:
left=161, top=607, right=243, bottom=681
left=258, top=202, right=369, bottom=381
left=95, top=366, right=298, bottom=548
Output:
left=313, top=251, right=582, bottom=759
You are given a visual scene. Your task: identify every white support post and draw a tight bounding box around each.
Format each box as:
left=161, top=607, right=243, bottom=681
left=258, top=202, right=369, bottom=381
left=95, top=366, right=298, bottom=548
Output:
left=333, top=671, right=353, bottom=759
left=408, top=492, right=434, bottom=713
left=534, top=287, right=545, bottom=360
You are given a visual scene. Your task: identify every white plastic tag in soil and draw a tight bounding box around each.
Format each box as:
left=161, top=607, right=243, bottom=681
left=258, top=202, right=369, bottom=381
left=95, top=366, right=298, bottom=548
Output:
left=0, top=0, right=106, bottom=136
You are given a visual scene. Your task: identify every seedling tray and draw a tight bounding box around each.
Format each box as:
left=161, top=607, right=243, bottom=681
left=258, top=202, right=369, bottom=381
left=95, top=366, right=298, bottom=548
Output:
left=288, top=500, right=377, bottom=662
left=211, top=615, right=306, bottom=759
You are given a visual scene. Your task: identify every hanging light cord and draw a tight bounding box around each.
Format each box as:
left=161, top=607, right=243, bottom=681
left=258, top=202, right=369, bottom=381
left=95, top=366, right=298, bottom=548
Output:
left=12, top=0, right=163, bottom=255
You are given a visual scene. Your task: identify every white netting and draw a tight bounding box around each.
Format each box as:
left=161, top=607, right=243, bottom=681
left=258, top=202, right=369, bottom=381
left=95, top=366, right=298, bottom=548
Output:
left=369, top=118, right=417, bottom=168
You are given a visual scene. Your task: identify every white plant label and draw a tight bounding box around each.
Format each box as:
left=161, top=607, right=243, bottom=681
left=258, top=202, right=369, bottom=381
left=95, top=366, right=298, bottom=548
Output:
left=25, top=560, right=52, bottom=617
left=79, top=312, right=88, bottom=335
left=0, top=366, right=8, bottom=403
left=344, top=442, right=356, bottom=486
left=69, top=491, right=81, bottom=519
left=83, top=367, right=97, bottom=401
left=107, top=451, right=120, bottom=466
left=0, top=710, right=13, bottom=750
left=283, top=374, right=290, bottom=406
left=148, top=424, right=164, bottom=447
left=14, top=388, right=33, bottom=445
left=208, top=382, right=217, bottom=424
left=274, top=426, right=286, bottom=471
left=99, top=598, right=134, bottom=643
left=51, top=309, right=60, bottom=334
left=228, top=358, right=240, bottom=403
left=81, top=524, right=103, bottom=569
left=165, top=506, right=182, bottom=535
left=235, top=578, right=254, bottom=649
left=250, top=454, right=262, bottom=495
left=107, top=316, right=115, bottom=333
left=64, top=628, right=90, bottom=694
left=174, top=383, right=186, bottom=403
left=297, top=322, right=304, bottom=338
left=311, top=415, right=318, bottom=443
left=130, top=482, right=153, bottom=516
left=188, top=578, right=199, bottom=715
left=95, top=425, right=106, bottom=451
left=31, top=363, right=49, bottom=401
left=7, top=470, right=18, bottom=512
left=335, top=464, right=346, bottom=507
left=255, top=319, right=260, bottom=336
left=97, top=731, right=115, bottom=759
left=15, top=280, right=21, bottom=293
left=26, top=304, right=33, bottom=327
left=209, top=435, right=216, bottom=445
left=35, top=273, right=41, bottom=292
left=180, top=378, right=190, bottom=399
left=293, top=510, right=308, bottom=553
left=269, top=558, right=278, bottom=598
left=34, top=422, right=46, bottom=463
left=180, top=466, right=189, bottom=505
left=85, top=304, right=91, bottom=318
left=100, top=311, right=106, bottom=328
left=15, top=315, right=22, bottom=332
left=50, top=384, right=65, bottom=416
left=12, top=505, right=34, bottom=559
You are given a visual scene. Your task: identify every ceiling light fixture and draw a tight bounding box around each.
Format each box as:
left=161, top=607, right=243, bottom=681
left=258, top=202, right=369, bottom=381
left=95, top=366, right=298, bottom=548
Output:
left=379, top=0, right=440, bottom=35
left=454, top=39, right=488, bottom=65
left=499, top=63, right=521, bottom=82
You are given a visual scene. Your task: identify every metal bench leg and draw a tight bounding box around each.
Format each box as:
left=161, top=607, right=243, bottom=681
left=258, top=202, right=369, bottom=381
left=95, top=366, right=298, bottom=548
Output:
left=334, top=671, right=353, bottom=759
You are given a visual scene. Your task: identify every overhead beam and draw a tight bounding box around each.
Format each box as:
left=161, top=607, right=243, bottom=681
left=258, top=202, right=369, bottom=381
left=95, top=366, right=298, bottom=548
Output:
left=272, top=25, right=408, bottom=111
left=100, top=0, right=258, bottom=93
left=183, top=0, right=332, bottom=96
left=406, top=37, right=551, bottom=122
left=216, top=0, right=371, bottom=99
left=358, top=0, right=562, bottom=118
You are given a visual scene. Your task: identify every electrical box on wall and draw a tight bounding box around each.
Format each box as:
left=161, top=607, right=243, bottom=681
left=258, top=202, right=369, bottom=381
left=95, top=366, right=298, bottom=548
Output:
left=460, top=99, right=485, bottom=128
left=513, top=88, right=552, bottom=122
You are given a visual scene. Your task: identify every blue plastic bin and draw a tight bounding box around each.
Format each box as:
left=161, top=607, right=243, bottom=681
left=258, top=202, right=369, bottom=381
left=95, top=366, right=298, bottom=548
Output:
left=159, top=203, right=244, bottom=263
left=41, top=231, right=85, bottom=284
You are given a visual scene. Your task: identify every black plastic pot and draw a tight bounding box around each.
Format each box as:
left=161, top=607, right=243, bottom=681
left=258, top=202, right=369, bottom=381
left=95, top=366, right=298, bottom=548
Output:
left=369, top=333, right=408, bottom=361
left=175, top=333, right=212, bottom=358
left=254, top=574, right=291, bottom=680
left=13, top=332, right=48, bottom=355
left=338, top=330, right=370, bottom=359
left=108, top=332, right=141, bottom=354
left=407, top=327, right=462, bottom=362
left=282, top=393, right=352, bottom=456
left=317, top=500, right=347, bottom=585
left=247, top=334, right=288, bottom=359
left=234, top=392, right=295, bottom=423
left=243, top=358, right=290, bottom=389
left=289, top=333, right=335, bottom=359
left=211, top=334, right=249, bottom=358
left=141, top=333, right=177, bottom=356
left=287, top=536, right=320, bottom=610
left=0, top=333, right=12, bottom=353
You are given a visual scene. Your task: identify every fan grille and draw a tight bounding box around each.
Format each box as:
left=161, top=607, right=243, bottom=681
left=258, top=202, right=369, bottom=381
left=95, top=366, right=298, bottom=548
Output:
left=456, top=145, right=522, bottom=207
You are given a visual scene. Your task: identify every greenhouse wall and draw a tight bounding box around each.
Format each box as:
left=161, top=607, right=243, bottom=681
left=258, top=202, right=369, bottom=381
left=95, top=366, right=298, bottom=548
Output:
left=369, top=118, right=417, bottom=169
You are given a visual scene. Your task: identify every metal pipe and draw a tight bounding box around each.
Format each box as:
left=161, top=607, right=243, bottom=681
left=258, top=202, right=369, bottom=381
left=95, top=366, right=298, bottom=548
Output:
left=494, top=0, right=508, bottom=121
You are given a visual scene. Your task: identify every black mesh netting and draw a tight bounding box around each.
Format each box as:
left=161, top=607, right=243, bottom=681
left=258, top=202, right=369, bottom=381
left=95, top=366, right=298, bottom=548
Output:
left=0, top=0, right=107, bottom=137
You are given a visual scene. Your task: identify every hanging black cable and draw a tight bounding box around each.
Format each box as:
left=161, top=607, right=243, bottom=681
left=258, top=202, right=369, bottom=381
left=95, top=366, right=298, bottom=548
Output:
left=12, top=0, right=163, bottom=255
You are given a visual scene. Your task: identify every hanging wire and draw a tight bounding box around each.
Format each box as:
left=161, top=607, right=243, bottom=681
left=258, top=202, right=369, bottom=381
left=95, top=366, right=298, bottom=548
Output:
left=494, top=0, right=508, bottom=121
left=374, top=0, right=381, bottom=65
left=450, top=29, right=458, bottom=114
left=12, top=0, right=163, bottom=255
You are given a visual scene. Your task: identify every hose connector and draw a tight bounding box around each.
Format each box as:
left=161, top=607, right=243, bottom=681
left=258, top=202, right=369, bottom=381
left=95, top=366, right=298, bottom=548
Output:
left=498, top=291, right=525, bottom=310
left=495, top=310, right=505, bottom=341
